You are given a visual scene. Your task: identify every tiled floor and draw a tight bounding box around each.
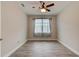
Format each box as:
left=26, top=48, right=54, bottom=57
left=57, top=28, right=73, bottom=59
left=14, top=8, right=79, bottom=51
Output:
left=10, top=40, right=78, bottom=57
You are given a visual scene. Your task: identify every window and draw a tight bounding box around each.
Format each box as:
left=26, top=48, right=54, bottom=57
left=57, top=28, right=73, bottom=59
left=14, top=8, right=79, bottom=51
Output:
left=43, top=19, right=50, bottom=33
left=34, top=18, right=51, bottom=37
left=35, top=19, right=42, bottom=33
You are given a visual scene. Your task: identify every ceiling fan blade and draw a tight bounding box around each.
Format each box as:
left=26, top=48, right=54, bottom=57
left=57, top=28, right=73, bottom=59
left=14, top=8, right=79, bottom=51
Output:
left=40, top=1, right=44, bottom=4
left=40, top=1, right=45, bottom=8
left=42, top=3, right=45, bottom=8
left=46, top=9, right=51, bottom=12
left=46, top=3, right=54, bottom=8
left=21, top=3, right=24, bottom=7
left=40, top=1, right=43, bottom=3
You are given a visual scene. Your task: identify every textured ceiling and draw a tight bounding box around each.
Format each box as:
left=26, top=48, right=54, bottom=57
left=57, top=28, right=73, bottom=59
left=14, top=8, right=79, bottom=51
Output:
left=18, top=1, right=71, bottom=15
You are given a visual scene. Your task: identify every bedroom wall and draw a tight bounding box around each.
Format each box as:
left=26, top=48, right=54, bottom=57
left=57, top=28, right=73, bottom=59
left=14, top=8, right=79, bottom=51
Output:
left=57, top=2, right=79, bottom=55
left=0, top=1, right=1, bottom=39
left=0, top=1, right=1, bottom=57
left=27, top=15, right=57, bottom=40
left=1, top=1, right=28, bottom=56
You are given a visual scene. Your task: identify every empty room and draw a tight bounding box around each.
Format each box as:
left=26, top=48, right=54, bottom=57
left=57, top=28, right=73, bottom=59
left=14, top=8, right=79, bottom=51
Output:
left=0, top=0, right=79, bottom=57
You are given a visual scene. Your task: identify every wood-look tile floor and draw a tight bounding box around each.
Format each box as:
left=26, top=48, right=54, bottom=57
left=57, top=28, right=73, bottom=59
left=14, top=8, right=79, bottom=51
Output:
left=10, top=41, right=78, bottom=57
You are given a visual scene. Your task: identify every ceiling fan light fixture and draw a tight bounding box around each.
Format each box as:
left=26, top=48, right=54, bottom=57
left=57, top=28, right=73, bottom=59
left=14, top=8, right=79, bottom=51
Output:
left=40, top=8, right=46, bottom=13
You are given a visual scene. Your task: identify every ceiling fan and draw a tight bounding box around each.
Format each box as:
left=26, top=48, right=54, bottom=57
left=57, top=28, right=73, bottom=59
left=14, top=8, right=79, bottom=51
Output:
left=21, top=1, right=54, bottom=13
left=38, top=1, right=54, bottom=12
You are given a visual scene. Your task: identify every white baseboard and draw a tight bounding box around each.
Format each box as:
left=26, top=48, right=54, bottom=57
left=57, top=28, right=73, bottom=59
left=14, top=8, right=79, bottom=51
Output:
left=4, top=39, right=27, bottom=57
left=58, top=40, right=79, bottom=56
left=28, top=39, right=57, bottom=40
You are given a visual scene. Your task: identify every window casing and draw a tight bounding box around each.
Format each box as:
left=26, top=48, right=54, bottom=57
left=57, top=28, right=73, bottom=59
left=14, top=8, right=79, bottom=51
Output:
left=34, top=18, right=51, bottom=37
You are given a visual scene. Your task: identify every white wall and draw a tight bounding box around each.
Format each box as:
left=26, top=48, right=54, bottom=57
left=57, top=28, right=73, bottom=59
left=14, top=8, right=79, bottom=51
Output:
left=57, top=2, right=79, bottom=55
left=0, top=1, right=1, bottom=57
left=1, top=2, right=27, bottom=57
left=27, top=15, right=57, bottom=40
left=0, top=1, right=1, bottom=38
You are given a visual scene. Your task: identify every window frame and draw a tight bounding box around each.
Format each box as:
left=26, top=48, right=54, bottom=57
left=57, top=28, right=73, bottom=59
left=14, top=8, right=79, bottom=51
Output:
left=33, top=18, right=52, bottom=37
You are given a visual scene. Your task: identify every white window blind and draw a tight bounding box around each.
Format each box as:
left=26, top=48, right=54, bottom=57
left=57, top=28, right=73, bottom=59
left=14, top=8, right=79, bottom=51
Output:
left=35, top=19, right=42, bottom=33
left=34, top=19, right=51, bottom=35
